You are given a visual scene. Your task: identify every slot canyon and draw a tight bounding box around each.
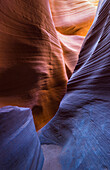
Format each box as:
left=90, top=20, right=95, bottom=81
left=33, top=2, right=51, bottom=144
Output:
left=0, top=0, right=110, bottom=169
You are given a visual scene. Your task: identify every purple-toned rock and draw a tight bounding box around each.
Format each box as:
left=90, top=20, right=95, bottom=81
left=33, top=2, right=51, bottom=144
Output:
left=39, top=0, right=110, bottom=169
left=0, top=106, right=44, bottom=170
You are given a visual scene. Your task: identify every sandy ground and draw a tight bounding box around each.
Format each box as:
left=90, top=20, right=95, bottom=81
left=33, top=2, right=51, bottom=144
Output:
left=41, top=144, right=62, bottom=170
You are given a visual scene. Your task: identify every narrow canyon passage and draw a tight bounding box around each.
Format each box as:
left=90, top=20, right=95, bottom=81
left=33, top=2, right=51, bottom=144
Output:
left=0, top=0, right=110, bottom=170
left=0, top=0, right=97, bottom=130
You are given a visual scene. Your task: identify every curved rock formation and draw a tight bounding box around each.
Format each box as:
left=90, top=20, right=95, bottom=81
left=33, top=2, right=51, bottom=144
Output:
left=0, top=0, right=98, bottom=129
left=57, top=32, right=84, bottom=78
left=0, top=106, right=44, bottom=170
left=50, top=0, right=97, bottom=81
left=50, top=0, right=97, bottom=36
left=0, top=0, right=109, bottom=169
left=39, top=0, right=110, bottom=169
left=0, top=0, right=67, bottom=129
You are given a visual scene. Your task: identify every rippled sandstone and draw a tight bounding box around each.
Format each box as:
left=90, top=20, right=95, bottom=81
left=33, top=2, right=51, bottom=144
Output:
left=0, top=0, right=98, bottom=129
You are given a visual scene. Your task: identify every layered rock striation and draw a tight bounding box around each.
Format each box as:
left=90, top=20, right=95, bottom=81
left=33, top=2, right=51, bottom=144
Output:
left=0, top=0, right=67, bottom=129
left=39, top=0, right=110, bottom=169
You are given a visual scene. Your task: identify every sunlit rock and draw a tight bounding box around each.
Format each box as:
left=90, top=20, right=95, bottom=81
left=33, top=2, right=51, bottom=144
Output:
left=50, top=0, right=97, bottom=36
left=57, top=32, right=84, bottom=78
left=88, top=0, right=99, bottom=6
left=0, top=0, right=67, bottom=129
left=0, top=0, right=99, bottom=129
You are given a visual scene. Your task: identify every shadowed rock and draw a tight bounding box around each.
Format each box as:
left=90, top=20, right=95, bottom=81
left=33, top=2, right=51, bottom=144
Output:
left=0, top=106, right=44, bottom=170
left=39, top=0, right=110, bottom=169
left=0, top=0, right=98, bottom=129
left=0, top=0, right=67, bottom=129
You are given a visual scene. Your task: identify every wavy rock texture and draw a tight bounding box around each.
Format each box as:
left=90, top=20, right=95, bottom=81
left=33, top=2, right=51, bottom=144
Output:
left=0, top=0, right=97, bottom=129
left=50, top=0, right=97, bottom=36
left=57, top=32, right=84, bottom=78
left=0, top=106, right=44, bottom=170
left=39, top=0, right=110, bottom=169
left=50, top=0, right=97, bottom=79
left=0, top=0, right=67, bottom=129
left=0, top=0, right=109, bottom=169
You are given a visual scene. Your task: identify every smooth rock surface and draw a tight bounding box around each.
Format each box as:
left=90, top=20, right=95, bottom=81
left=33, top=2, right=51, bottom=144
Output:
left=0, top=106, right=44, bottom=170
left=42, top=144, right=62, bottom=170
left=57, top=32, right=84, bottom=78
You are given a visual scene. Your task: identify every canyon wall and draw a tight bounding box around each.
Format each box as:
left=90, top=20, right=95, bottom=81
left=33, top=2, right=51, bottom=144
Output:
left=0, top=0, right=97, bottom=129
left=39, top=0, right=110, bottom=169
